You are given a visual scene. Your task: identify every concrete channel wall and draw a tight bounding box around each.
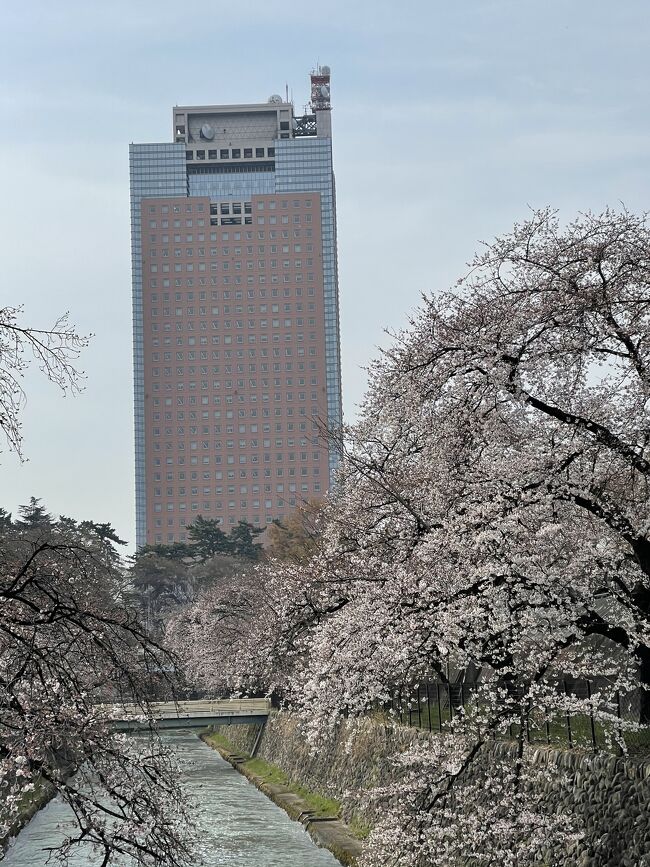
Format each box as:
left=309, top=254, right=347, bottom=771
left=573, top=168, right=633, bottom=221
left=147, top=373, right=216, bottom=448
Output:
left=212, top=711, right=650, bottom=867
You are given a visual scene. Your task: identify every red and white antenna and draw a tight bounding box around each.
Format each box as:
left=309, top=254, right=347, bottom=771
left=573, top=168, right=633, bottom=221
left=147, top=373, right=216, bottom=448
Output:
left=310, top=64, right=331, bottom=111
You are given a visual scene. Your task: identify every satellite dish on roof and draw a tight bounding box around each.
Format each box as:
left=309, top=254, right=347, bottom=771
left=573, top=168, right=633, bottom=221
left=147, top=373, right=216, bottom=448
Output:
left=321, top=65, right=331, bottom=74
left=200, top=123, right=215, bottom=140
left=268, top=94, right=283, bottom=104
left=319, top=85, right=330, bottom=99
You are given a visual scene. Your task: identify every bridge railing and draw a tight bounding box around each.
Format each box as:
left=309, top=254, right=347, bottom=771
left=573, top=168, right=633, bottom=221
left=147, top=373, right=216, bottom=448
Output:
left=101, top=697, right=271, bottom=722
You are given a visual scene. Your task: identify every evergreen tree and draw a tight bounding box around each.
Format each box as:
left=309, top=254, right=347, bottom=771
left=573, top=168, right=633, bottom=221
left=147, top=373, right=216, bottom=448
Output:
left=17, top=496, right=52, bottom=529
left=138, top=541, right=193, bottom=562
left=79, top=520, right=127, bottom=547
left=229, top=520, right=264, bottom=560
left=188, top=515, right=232, bottom=561
left=0, top=508, right=13, bottom=533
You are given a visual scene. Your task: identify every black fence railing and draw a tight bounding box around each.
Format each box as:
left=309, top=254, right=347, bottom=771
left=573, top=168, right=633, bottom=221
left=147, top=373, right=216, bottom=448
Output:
left=381, top=680, right=649, bottom=757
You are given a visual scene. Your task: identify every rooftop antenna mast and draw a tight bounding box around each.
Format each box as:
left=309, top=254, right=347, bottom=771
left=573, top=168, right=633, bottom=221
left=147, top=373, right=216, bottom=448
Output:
left=285, top=82, right=289, bottom=103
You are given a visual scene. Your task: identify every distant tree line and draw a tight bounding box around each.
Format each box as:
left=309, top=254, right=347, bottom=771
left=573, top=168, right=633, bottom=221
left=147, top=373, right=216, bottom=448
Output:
left=139, top=516, right=264, bottom=563
left=131, top=508, right=321, bottom=635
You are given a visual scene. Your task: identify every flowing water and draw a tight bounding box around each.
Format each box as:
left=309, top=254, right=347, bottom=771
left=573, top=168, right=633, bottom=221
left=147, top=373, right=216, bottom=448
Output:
left=3, top=731, right=340, bottom=866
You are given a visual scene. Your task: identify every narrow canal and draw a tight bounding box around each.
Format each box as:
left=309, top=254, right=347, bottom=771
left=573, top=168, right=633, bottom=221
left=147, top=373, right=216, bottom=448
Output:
left=4, top=731, right=340, bottom=866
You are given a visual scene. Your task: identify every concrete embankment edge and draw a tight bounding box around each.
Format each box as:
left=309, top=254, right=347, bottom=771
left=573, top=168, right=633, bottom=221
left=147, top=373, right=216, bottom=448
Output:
left=199, top=732, right=363, bottom=866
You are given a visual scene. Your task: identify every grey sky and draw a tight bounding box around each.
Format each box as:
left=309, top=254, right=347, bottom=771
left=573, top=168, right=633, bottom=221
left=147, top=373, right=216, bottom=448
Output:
left=1, top=0, right=649, bottom=547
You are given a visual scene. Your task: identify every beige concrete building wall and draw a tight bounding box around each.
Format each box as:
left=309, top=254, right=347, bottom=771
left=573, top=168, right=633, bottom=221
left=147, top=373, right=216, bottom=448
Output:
left=141, top=192, right=328, bottom=544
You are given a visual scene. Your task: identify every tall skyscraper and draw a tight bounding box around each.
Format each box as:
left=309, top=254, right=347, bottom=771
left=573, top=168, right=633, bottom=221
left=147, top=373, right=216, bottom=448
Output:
left=130, top=67, right=342, bottom=548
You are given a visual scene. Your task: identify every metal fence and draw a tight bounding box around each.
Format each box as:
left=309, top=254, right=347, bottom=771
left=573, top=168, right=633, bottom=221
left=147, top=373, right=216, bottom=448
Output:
left=383, top=680, right=649, bottom=756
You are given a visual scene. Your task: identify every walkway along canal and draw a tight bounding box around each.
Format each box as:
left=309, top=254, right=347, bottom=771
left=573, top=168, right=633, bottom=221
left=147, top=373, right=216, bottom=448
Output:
left=3, top=730, right=341, bottom=866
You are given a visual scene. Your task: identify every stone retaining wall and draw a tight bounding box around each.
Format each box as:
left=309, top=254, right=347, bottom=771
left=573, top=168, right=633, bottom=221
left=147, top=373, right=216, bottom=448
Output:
left=212, top=712, right=650, bottom=866
left=213, top=713, right=419, bottom=803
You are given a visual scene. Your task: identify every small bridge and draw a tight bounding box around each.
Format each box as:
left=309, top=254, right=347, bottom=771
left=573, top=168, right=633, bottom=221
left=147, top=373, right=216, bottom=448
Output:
left=110, top=698, right=271, bottom=731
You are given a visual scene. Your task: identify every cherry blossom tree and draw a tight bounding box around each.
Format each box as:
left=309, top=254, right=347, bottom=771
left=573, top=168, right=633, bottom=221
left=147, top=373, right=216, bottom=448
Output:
left=179, top=208, right=650, bottom=865
left=317, top=207, right=649, bottom=707
left=0, top=303, right=192, bottom=863
left=0, top=516, right=193, bottom=865
left=290, top=208, right=650, bottom=863
left=166, top=561, right=301, bottom=698
left=0, top=307, right=89, bottom=459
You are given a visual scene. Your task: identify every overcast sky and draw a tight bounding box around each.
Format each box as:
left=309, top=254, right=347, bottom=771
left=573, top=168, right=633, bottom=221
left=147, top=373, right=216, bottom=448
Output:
left=1, top=0, right=649, bottom=548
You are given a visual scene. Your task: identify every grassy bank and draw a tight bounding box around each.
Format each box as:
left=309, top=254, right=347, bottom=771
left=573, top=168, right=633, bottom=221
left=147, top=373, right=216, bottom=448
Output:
left=202, top=729, right=366, bottom=866
left=204, top=731, right=343, bottom=820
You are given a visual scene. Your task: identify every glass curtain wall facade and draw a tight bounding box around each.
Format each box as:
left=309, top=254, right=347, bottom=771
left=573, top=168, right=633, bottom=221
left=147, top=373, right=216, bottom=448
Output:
left=129, top=143, right=188, bottom=546
left=130, top=68, right=342, bottom=548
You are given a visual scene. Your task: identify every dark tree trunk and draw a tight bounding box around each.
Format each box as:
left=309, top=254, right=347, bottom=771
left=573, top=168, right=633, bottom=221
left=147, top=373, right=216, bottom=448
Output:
left=631, top=569, right=650, bottom=724
left=637, top=644, right=650, bottom=725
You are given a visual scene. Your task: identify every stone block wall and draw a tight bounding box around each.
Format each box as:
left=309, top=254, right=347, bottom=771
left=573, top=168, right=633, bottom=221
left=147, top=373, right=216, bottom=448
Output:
left=211, top=712, right=650, bottom=866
